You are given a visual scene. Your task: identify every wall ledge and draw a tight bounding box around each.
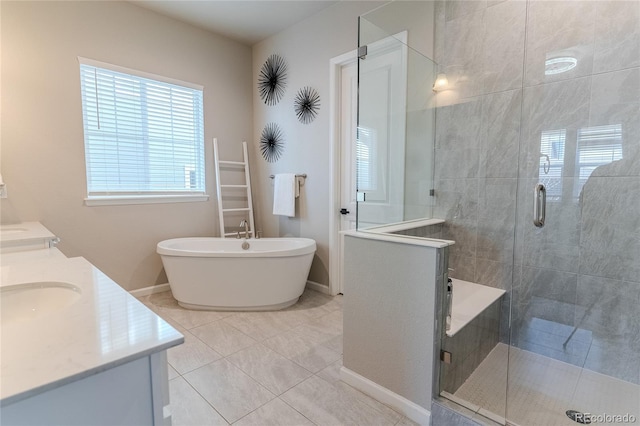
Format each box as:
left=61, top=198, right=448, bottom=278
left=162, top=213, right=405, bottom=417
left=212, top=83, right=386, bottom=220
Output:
left=342, top=229, right=454, bottom=249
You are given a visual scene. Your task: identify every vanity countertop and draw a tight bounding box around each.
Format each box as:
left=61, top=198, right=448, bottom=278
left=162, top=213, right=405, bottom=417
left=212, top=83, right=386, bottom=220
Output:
left=0, top=221, right=56, bottom=244
left=0, top=255, right=184, bottom=406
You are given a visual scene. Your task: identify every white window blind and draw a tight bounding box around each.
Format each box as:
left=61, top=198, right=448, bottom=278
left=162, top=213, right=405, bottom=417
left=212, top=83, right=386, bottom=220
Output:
left=539, top=129, right=566, bottom=200
left=574, top=124, right=623, bottom=197
left=78, top=58, right=205, bottom=204
left=356, top=126, right=378, bottom=192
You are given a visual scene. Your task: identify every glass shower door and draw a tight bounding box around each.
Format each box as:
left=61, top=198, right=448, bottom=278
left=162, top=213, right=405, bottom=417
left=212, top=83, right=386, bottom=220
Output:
left=508, top=2, right=640, bottom=421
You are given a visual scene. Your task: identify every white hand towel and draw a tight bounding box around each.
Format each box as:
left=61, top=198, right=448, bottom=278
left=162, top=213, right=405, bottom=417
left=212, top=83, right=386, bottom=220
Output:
left=273, top=173, right=296, bottom=217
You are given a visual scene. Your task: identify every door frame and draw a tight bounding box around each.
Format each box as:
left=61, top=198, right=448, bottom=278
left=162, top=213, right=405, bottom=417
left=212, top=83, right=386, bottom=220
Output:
left=329, top=49, right=357, bottom=296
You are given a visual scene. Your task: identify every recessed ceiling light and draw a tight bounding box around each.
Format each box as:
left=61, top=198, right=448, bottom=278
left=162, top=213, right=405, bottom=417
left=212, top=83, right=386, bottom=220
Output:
left=545, top=57, right=577, bottom=75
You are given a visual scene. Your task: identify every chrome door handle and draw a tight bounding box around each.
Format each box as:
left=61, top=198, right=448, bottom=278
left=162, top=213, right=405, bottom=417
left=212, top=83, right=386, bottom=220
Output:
left=533, top=183, right=546, bottom=227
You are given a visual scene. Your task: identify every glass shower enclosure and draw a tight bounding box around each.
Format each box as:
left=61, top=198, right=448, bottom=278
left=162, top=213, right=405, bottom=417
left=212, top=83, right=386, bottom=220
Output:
left=356, top=5, right=437, bottom=230
left=357, top=1, right=639, bottom=425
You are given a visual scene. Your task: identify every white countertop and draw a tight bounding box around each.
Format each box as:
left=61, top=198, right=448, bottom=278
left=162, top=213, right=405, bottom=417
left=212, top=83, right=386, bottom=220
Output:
left=342, top=228, right=454, bottom=249
left=0, top=255, right=184, bottom=406
left=1, top=247, right=68, bottom=265
left=0, top=222, right=57, bottom=247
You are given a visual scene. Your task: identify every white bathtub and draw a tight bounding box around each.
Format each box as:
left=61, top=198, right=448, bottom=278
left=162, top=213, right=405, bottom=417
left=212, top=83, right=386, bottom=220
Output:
left=157, top=237, right=316, bottom=311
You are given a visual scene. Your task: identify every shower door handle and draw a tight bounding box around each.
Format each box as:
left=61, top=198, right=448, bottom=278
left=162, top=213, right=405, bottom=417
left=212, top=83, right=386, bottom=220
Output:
left=533, top=183, right=546, bottom=227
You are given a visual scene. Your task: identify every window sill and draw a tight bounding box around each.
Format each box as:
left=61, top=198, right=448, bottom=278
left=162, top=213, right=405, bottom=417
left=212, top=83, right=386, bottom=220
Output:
left=85, top=194, right=209, bottom=206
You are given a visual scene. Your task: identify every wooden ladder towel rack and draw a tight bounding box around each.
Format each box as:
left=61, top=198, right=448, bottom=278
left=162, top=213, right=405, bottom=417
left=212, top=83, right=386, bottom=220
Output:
left=212, top=138, right=256, bottom=238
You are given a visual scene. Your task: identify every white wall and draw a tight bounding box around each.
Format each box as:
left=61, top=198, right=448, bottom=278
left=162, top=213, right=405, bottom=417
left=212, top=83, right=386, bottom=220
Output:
left=251, top=1, right=385, bottom=287
left=1, top=1, right=253, bottom=291
left=343, top=233, right=442, bottom=416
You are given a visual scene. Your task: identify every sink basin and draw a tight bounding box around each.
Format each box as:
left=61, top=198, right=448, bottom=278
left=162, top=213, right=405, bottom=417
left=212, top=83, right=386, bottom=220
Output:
left=1, top=282, right=82, bottom=324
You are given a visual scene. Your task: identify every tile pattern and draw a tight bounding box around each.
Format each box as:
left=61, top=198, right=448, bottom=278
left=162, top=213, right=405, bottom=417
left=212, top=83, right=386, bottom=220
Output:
left=435, top=0, right=640, bottom=403
left=441, top=301, right=501, bottom=396
left=452, top=343, right=640, bottom=426
left=139, top=289, right=416, bottom=425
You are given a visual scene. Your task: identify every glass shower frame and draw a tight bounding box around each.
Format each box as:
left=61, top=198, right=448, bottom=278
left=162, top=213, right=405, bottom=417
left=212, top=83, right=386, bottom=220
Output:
left=356, top=11, right=437, bottom=231
left=357, top=1, right=640, bottom=425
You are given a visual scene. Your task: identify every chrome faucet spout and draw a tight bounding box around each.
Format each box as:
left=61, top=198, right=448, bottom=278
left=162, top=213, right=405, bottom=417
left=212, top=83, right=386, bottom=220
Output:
left=239, top=219, right=250, bottom=239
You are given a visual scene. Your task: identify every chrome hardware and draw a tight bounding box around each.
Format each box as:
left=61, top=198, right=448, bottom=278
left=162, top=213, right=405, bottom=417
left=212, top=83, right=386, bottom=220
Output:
left=533, top=183, right=546, bottom=228
left=269, top=173, right=307, bottom=179
left=540, top=153, right=551, bottom=175
left=256, top=231, right=262, bottom=239
left=239, top=219, right=250, bottom=239
left=48, top=237, right=61, bottom=248
left=445, top=278, right=453, bottom=332
left=241, top=240, right=250, bottom=250
left=358, top=45, right=368, bottom=60
left=236, top=231, right=241, bottom=239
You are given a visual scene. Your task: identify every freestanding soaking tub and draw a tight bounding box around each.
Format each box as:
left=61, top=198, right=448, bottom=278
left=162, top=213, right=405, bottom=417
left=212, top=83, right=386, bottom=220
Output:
left=157, top=237, right=316, bottom=311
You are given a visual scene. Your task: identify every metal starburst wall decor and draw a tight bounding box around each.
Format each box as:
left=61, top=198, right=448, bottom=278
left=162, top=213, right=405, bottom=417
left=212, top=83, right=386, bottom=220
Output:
left=260, top=123, right=285, bottom=162
left=294, top=86, right=321, bottom=124
left=258, top=54, right=288, bottom=106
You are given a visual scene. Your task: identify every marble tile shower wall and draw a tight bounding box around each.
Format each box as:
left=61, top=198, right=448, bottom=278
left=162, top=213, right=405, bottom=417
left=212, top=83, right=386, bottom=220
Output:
left=433, top=0, right=640, bottom=384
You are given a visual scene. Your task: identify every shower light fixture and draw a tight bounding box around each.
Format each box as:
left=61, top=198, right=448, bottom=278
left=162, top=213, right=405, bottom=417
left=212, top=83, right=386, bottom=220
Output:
left=544, top=56, right=577, bottom=75
left=432, top=73, right=449, bottom=91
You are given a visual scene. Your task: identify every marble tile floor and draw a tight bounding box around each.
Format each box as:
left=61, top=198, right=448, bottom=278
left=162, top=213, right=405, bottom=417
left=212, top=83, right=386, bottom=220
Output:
left=138, top=288, right=418, bottom=426
left=451, top=343, right=640, bottom=426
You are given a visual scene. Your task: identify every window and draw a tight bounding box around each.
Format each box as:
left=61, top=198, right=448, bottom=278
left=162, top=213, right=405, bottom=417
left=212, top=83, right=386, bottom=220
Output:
left=574, top=124, right=622, bottom=197
left=78, top=58, right=206, bottom=205
left=356, top=126, right=378, bottom=192
left=539, top=129, right=566, bottom=201
left=538, top=125, right=623, bottom=201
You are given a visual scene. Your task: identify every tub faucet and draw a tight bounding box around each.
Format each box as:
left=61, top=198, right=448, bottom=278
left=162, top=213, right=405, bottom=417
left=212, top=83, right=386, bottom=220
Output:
left=239, top=219, right=250, bottom=239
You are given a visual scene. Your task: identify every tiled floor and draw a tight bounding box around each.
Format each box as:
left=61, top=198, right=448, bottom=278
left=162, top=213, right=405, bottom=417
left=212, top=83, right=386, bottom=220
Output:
left=138, top=289, right=417, bottom=426
left=451, top=343, right=640, bottom=426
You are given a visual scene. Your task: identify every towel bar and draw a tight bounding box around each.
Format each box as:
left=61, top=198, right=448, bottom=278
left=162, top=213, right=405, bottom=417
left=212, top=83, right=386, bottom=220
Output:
left=269, top=174, right=307, bottom=179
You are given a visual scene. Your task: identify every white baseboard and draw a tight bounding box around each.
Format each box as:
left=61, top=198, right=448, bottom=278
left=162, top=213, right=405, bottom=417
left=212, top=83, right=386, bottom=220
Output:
left=132, top=281, right=329, bottom=298
left=129, top=283, right=171, bottom=298
left=339, top=367, right=431, bottom=426
left=306, top=280, right=331, bottom=295
left=133, top=282, right=329, bottom=298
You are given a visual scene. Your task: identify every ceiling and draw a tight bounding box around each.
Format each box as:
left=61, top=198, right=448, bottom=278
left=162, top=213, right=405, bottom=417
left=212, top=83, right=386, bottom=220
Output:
left=131, top=0, right=340, bottom=46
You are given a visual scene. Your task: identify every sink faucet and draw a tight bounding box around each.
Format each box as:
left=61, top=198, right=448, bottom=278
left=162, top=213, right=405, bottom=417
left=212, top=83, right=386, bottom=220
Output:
left=239, top=219, right=250, bottom=239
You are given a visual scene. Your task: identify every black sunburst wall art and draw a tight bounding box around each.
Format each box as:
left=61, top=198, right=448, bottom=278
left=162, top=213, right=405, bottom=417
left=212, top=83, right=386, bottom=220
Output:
left=294, top=86, right=321, bottom=124
left=258, top=54, right=288, bottom=106
left=260, top=123, right=285, bottom=163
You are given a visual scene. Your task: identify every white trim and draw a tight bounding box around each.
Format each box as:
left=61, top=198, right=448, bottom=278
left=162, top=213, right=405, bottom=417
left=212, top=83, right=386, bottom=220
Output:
left=342, top=229, right=454, bottom=249
left=340, top=367, right=431, bottom=425
left=366, top=218, right=445, bottom=234
left=305, top=280, right=331, bottom=295
left=329, top=49, right=357, bottom=297
left=77, top=56, right=204, bottom=90
left=129, top=283, right=171, bottom=298
left=85, top=194, right=209, bottom=206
